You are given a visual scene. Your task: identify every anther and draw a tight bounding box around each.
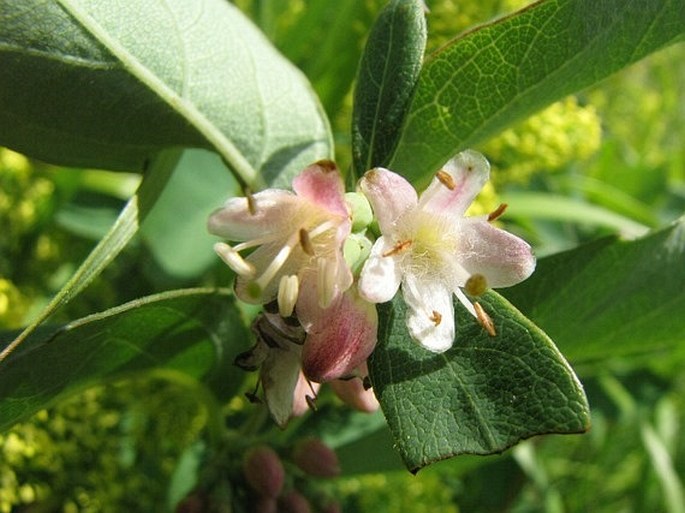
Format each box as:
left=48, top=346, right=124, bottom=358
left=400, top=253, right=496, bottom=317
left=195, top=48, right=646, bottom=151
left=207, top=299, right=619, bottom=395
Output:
left=244, top=188, right=257, bottom=215
left=315, top=159, right=338, bottom=172
left=277, top=275, right=299, bottom=318
left=214, top=242, right=256, bottom=278
left=487, top=203, right=508, bottom=222
left=299, top=228, right=315, bottom=256
left=474, top=302, right=496, bottom=337
left=465, top=274, right=488, bottom=296
left=382, top=240, right=412, bottom=257
left=436, top=169, right=456, bottom=190
left=429, top=310, right=442, bottom=326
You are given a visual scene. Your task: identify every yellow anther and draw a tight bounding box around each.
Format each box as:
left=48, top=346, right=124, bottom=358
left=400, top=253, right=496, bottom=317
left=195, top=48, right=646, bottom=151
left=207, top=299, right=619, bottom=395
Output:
left=299, top=228, right=315, bottom=256
left=382, top=240, right=412, bottom=257
left=465, top=274, right=488, bottom=296
left=429, top=310, right=442, bottom=326
left=487, top=203, right=508, bottom=222
left=474, top=302, right=496, bottom=337
left=436, top=169, right=456, bottom=190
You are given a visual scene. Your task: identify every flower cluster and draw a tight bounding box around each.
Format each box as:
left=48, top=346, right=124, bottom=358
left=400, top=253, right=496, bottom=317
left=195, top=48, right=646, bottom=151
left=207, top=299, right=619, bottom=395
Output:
left=208, top=151, right=535, bottom=424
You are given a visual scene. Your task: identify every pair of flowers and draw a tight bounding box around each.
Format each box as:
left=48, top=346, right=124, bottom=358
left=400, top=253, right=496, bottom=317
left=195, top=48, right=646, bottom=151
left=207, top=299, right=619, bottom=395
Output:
left=208, top=151, right=535, bottom=422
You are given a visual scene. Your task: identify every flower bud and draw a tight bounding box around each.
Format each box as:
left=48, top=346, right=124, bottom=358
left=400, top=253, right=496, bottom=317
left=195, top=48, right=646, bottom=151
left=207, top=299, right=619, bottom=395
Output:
left=254, top=496, right=278, bottom=513
left=345, top=192, right=373, bottom=232
left=320, top=500, right=342, bottom=513
left=175, top=491, right=206, bottom=513
left=279, top=490, right=312, bottom=513
left=242, top=445, right=285, bottom=498
left=292, top=438, right=340, bottom=478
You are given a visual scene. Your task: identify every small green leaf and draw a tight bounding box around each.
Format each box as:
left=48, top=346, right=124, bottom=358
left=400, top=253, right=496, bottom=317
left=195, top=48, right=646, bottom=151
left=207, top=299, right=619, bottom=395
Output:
left=0, top=0, right=331, bottom=187
left=0, top=288, right=249, bottom=432
left=389, top=0, right=685, bottom=182
left=369, top=292, right=589, bottom=472
left=503, top=217, right=685, bottom=364
left=352, top=0, right=426, bottom=177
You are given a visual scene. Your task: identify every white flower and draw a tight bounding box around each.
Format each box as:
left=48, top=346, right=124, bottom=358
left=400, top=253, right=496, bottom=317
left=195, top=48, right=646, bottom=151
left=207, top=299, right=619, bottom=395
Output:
left=358, top=150, right=536, bottom=353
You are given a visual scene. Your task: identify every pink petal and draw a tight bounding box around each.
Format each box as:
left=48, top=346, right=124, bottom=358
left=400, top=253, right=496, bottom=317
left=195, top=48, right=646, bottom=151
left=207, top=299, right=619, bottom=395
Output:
left=299, top=288, right=378, bottom=383
left=418, top=150, right=490, bottom=219
left=456, top=217, right=536, bottom=288
left=292, top=373, right=321, bottom=418
left=359, top=168, right=418, bottom=234
left=208, top=189, right=298, bottom=240
left=292, top=160, right=349, bottom=217
left=330, top=363, right=379, bottom=413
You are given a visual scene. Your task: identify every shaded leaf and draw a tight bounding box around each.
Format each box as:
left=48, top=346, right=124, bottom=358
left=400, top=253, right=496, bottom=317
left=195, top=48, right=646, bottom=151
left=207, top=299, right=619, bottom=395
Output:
left=0, top=288, right=249, bottom=432
left=0, top=0, right=331, bottom=187
left=389, top=0, right=685, bottom=183
left=369, top=292, right=589, bottom=472
left=503, top=217, right=685, bottom=364
left=351, top=0, right=427, bottom=177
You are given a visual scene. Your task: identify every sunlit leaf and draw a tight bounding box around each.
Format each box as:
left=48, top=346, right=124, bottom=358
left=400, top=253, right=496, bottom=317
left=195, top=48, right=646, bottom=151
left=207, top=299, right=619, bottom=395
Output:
left=369, top=292, right=589, bottom=472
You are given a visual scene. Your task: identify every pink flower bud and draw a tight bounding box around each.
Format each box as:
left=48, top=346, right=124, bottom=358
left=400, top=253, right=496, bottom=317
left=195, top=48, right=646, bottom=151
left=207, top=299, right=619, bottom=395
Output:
left=242, top=445, right=285, bottom=498
left=279, top=490, right=312, bottom=513
left=292, top=438, right=340, bottom=478
left=320, top=500, right=342, bottom=513
left=253, top=496, right=278, bottom=513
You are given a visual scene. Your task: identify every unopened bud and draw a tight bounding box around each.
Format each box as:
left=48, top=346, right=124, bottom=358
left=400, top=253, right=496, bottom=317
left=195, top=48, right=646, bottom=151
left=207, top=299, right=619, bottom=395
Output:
left=345, top=192, right=373, bottom=232
left=254, top=496, right=278, bottom=513
left=279, top=490, right=312, bottom=513
left=292, top=438, right=340, bottom=478
left=242, top=445, right=285, bottom=498
left=320, top=500, right=342, bottom=513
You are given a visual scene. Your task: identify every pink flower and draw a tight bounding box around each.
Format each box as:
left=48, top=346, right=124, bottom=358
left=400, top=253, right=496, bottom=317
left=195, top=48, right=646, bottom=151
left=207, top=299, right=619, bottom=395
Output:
left=358, top=150, right=536, bottom=353
left=208, top=160, right=353, bottom=316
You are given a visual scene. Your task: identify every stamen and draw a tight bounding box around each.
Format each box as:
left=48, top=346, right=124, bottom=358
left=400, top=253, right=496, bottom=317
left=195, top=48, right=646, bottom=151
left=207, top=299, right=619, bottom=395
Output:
left=315, top=159, right=338, bottom=172
left=254, top=229, right=301, bottom=291
left=308, top=219, right=337, bottom=239
left=243, top=187, right=257, bottom=215
left=429, top=310, right=442, bottom=326
left=214, top=242, right=256, bottom=278
left=317, top=257, right=337, bottom=308
left=465, top=274, right=488, bottom=296
left=383, top=239, right=412, bottom=257
left=299, top=228, right=315, bottom=256
left=436, top=169, right=456, bottom=190
left=277, top=275, right=299, bottom=318
left=487, top=203, right=508, bottom=222
left=474, top=302, right=496, bottom=337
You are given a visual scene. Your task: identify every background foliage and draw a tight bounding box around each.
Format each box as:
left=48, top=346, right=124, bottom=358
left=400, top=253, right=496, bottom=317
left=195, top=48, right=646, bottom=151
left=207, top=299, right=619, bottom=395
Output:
left=1, top=0, right=684, bottom=511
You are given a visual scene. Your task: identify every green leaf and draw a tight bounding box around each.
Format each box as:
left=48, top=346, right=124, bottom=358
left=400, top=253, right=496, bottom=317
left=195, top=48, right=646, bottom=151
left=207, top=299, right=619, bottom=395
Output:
left=389, top=0, right=685, bottom=183
left=0, top=149, right=180, bottom=363
left=0, top=288, right=249, bottom=432
left=0, top=0, right=331, bottom=188
left=369, top=292, right=589, bottom=472
left=503, top=217, right=685, bottom=364
left=351, top=0, right=426, bottom=177
left=141, top=149, right=240, bottom=279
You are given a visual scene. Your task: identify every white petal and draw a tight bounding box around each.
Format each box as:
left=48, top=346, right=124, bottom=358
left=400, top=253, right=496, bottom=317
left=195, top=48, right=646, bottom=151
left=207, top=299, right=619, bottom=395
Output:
left=359, top=168, right=418, bottom=234
left=419, top=150, right=490, bottom=219
left=456, top=218, right=536, bottom=288
left=261, top=343, right=302, bottom=428
left=358, top=237, right=402, bottom=303
left=402, top=274, right=455, bottom=353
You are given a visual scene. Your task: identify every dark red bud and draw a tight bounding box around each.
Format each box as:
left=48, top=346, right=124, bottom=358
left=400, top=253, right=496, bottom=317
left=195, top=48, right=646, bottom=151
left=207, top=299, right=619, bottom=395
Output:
left=320, top=500, right=342, bottom=513
left=292, top=438, right=340, bottom=478
left=175, top=491, right=206, bottom=513
left=253, top=495, right=278, bottom=513
left=242, top=445, right=285, bottom=498
left=279, top=490, right=312, bottom=513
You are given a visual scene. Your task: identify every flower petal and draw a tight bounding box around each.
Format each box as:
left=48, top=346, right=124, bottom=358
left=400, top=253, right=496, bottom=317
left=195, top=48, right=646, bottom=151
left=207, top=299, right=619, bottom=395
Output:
left=261, top=343, right=303, bottom=428
left=456, top=217, right=536, bottom=288
left=330, top=375, right=380, bottom=413
left=208, top=189, right=297, bottom=240
left=419, top=150, right=490, bottom=219
left=402, top=274, right=455, bottom=353
left=292, top=160, right=349, bottom=217
left=359, top=168, right=418, bottom=233
left=358, top=236, right=402, bottom=303
left=300, top=288, right=378, bottom=383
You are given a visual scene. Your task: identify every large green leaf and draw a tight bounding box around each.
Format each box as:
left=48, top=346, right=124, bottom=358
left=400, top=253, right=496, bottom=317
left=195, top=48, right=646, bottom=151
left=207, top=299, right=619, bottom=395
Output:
left=0, top=0, right=331, bottom=188
left=389, top=0, right=685, bottom=183
left=0, top=288, right=250, bottom=432
left=369, top=292, right=589, bottom=472
left=503, top=217, right=685, bottom=365
left=351, top=0, right=426, bottom=177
